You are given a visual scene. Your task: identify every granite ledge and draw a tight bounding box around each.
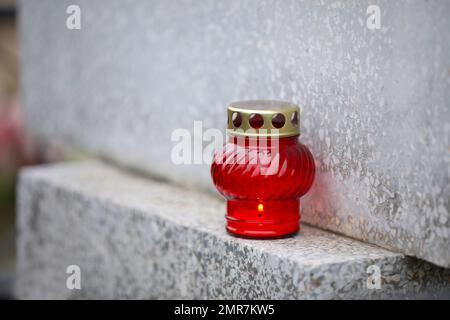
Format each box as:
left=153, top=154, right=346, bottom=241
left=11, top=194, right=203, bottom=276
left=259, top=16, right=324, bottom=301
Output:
left=15, top=161, right=450, bottom=299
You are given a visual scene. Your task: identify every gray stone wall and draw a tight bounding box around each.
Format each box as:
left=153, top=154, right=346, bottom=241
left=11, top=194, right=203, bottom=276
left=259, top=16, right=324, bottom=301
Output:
left=19, top=0, right=450, bottom=267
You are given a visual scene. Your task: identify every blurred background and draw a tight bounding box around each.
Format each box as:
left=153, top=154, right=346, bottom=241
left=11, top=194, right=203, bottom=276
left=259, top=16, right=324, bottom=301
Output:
left=0, top=0, right=19, bottom=300
left=0, top=0, right=37, bottom=299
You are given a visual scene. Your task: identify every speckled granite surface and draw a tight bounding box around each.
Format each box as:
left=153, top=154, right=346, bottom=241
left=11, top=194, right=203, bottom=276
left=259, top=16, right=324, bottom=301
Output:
left=15, top=161, right=450, bottom=299
left=19, top=0, right=450, bottom=267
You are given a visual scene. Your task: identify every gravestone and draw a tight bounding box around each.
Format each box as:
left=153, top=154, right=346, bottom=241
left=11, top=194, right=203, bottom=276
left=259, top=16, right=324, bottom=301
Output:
left=19, top=0, right=450, bottom=267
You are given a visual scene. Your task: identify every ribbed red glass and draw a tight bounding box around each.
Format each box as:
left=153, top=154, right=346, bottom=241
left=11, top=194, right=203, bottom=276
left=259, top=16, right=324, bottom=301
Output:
left=211, top=135, right=315, bottom=238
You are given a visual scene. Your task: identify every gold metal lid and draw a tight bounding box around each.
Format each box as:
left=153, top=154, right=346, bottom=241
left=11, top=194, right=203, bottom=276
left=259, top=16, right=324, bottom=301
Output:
left=227, top=100, right=300, bottom=137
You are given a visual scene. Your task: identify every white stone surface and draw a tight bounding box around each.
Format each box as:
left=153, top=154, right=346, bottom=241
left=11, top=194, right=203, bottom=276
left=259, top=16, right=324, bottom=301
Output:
left=15, top=161, right=450, bottom=299
left=19, top=0, right=450, bottom=267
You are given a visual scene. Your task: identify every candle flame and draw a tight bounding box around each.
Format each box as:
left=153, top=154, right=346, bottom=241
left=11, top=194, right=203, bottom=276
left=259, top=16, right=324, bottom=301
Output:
left=257, top=203, right=264, bottom=212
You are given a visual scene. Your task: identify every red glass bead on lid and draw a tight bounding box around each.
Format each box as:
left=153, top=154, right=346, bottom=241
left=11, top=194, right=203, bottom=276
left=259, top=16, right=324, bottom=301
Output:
left=211, top=100, right=315, bottom=238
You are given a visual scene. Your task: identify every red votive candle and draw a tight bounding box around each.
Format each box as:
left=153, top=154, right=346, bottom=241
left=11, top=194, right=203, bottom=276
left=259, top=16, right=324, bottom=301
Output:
left=211, top=100, right=315, bottom=238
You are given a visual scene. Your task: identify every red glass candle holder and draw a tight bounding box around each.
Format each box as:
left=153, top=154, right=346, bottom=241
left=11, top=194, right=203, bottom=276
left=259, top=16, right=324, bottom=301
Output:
left=211, top=100, right=315, bottom=238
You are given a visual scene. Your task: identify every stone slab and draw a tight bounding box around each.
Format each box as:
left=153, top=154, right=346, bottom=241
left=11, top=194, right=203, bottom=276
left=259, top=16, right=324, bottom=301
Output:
left=19, top=0, right=450, bottom=267
left=15, top=161, right=450, bottom=299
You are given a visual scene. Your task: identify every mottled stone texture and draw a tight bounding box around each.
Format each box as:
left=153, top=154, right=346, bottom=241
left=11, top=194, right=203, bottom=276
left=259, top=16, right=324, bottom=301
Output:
left=15, top=161, right=450, bottom=299
left=19, top=0, right=450, bottom=267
